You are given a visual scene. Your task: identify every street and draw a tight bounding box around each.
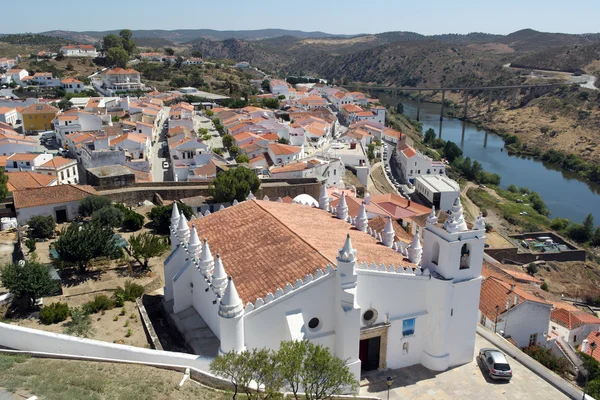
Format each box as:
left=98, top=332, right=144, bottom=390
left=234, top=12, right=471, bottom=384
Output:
left=150, top=106, right=170, bottom=182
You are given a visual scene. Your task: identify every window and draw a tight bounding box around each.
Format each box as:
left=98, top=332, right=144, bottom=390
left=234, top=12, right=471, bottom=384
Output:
left=308, top=318, right=320, bottom=330
left=26, top=162, right=30, bottom=166
left=60, top=171, right=64, bottom=180
left=402, top=318, right=415, bottom=337
left=529, top=333, right=538, bottom=347
left=480, top=314, right=486, bottom=325
left=431, top=241, right=440, bottom=265
left=460, top=244, right=471, bottom=269
left=574, top=335, right=577, bottom=343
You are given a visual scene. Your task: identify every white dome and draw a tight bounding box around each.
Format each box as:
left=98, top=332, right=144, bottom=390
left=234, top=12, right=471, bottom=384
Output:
left=292, top=194, right=319, bottom=207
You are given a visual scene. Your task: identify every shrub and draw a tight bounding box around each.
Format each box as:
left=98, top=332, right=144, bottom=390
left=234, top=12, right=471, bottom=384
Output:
left=25, top=238, right=36, bottom=253
left=121, top=210, right=144, bottom=231
left=78, top=196, right=112, bottom=217
left=114, top=280, right=145, bottom=302
left=64, top=307, right=93, bottom=338
left=524, top=346, right=568, bottom=377
left=27, top=215, right=56, bottom=239
left=39, top=302, right=70, bottom=325
left=91, top=206, right=123, bottom=228
left=480, top=208, right=488, bottom=217
left=541, top=282, right=549, bottom=291
left=550, top=218, right=570, bottom=231
left=507, top=184, right=518, bottom=193
left=84, top=294, right=115, bottom=314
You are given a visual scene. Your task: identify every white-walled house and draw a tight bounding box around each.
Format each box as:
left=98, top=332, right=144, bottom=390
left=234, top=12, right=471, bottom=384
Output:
left=59, top=45, right=98, bottom=57
left=0, top=107, right=18, bottom=125
left=61, top=78, right=84, bottom=94
left=478, top=277, right=552, bottom=349
left=54, top=111, right=103, bottom=147
left=267, top=143, right=304, bottom=165
left=164, top=194, right=486, bottom=385
left=31, top=72, right=61, bottom=87
left=269, top=157, right=344, bottom=187
left=269, top=79, right=289, bottom=98
left=549, top=307, right=600, bottom=348
left=13, top=184, right=98, bottom=224
left=101, top=68, right=143, bottom=92
left=36, top=156, right=79, bottom=185
left=0, top=131, right=38, bottom=155
left=5, top=153, right=53, bottom=172
left=2, top=69, right=29, bottom=85
left=414, top=175, right=460, bottom=212
left=396, top=143, right=446, bottom=184
left=111, top=133, right=150, bottom=161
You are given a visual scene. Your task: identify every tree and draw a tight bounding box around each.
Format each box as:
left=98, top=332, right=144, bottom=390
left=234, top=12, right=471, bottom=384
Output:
left=164, top=47, right=175, bottom=56
left=507, top=184, right=518, bottom=193
left=277, top=137, right=290, bottom=144
left=541, top=282, right=549, bottom=291
left=261, top=79, right=270, bottom=92
left=443, top=141, right=463, bottom=163
left=367, top=143, right=375, bottom=161
left=91, top=206, right=124, bottom=228
left=222, top=134, right=234, bottom=148
left=54, top=222, right=120, bottom=273
left=102, top=34, right=122, bottom=51
left=0, top=260, right=55, bottom=310
left=584, top=214, right=595, bottom=239
left=0, top=167, right=8, bottom=201
left=211, top=167, right=261, bottom=203
left=396, top=103, right=404, bottom=114
left=423, top=128, right=436, bottom=144
left=147, top=202, right=194, bottom=234
left=121, top=210, right=144, bottom=231
left=27, top=215, right=56, bottom=239
left=229, top=145, right=240, bottom=157
left=105, top=47, right=129, bottom=68
left=119, top=29, right=136, bottom=55
left=55, top=51, right=65, bottom=61
left=261, top=98, right=279, bottom=109
left=78, top=196, right=112, bottom=217
left=235, top=154, right=250, bottom=164
left=64, top=307, right=93, bottom=338
left=128, top=232, right=170, bottom=270
left=198, top=127, right=209, bottom=136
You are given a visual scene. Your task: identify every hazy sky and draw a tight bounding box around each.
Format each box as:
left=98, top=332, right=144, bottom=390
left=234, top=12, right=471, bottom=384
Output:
left=4, top=0, right=600, bottom=35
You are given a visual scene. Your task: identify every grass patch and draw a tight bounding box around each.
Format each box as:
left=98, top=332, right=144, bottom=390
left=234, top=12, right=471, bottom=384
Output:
left=467, top=187, right=551, bottom=231
left=0, top=354, right=225, bottom=400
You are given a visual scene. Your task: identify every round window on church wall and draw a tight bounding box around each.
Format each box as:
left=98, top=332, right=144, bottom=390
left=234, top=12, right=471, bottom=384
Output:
left=308, top=318, right=320, bottom=330
left=362, top=309, right=378, bottom=326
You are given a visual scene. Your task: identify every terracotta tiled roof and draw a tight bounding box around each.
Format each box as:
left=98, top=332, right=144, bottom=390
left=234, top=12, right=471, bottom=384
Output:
left=479, top=277, right=550, bottom=321
left=20, top=103, right=59, bottom=115
left=189, top=200, right=413, bottom=303
left=61, top=78, right=82, bottom=84
left=270, top=162, right=309, bottom=174
left=500, top=268, right=542, bottom=284
left=105, top=68, right=139, bottom=75
left=268, top=143, right=302, bottom=156
left=341, top=104, right=363, bottom=113
left=7, top=153, right=42, bottom=162
left=582, top=331, right=600, bottom=362
left=551, top=308, right=600, bottom=330
left=330, top=194, right=391, bottom=220
left=7, top=171, right=56, bottom=191
left=367, top=215, right=412, bottom=244
left=399, top=144, right=417, bottom=158
left=371, top=193, right=431, bottom=219
left=0, top=106, right=16, bottom=114
left=39, top=156, right=76, bottom=169
left=13, top=184, right=97, bottom=209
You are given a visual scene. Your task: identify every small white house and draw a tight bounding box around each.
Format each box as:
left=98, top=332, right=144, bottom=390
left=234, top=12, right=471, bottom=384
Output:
left=5, top=153, right=53, bottom=172
left=59, top=45, right=98, bottom=57
left=61, top=78, right=84, bottom=94
left=414, top=175, right=460, bottom=212
left=0, top=107, right=18, bottom=125
left=396, top=143, right=446, bottom=184
left=267, top=142, right=304, bottom=165
left=13, top=184, right=98, bottom=224
left=549, top=307, right=600, bottom=348
left=36, top=156, right=79, bottom=185
left=479, top=277, right=552, bottom=349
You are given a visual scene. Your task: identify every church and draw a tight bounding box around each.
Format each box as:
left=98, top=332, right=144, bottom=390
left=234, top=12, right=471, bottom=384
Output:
left=163, top=184, right=486, bottom=383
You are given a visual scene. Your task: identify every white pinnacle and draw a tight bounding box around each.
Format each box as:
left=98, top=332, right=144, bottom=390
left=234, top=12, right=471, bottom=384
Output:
left=212, top=254, right=227, bottom=281
left=337, top=233, right=357, bottom=263
left=200, top=239, right=214, bottom=262
left=221, top=277, right=242, bottom=308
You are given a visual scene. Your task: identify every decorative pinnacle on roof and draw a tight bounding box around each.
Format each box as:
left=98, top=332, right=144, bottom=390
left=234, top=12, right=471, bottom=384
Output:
left=382, top=216, right=395, bottom=247
left=337, top=233, right=357, bottom=263
left=171, top=202, right=180, bottom=227
left=246, top=191, right=256, bottom=201
left=219, top=277, right=244, bottom=318
left=200, top=238, right=213, bottom=262
left=212, top=254, right=228, bottom=294
left=356, top=201, right=368, bottom=232
left=319, top=183, right=329, bottom=210
left=426, top=206, right=438, bottom=225
left=407, top=230, right=423, bottom=264
left=177, top=213, right=190, bottom=240
left=444, top=196, right=468, bottom=233
left=473, top=213, right=486, bottom=231
left=336, top=192, right=348, bottom=220
left=188, top=226, right=201, bottom=256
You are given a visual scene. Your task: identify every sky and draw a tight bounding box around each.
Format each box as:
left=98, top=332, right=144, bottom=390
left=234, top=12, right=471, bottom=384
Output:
left=4, top=0, right=600, bottom=35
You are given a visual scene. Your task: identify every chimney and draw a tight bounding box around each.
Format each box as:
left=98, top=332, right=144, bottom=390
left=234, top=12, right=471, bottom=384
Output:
left=505, top=298, right=510, bottom=311
left=513, top=294, right=519, bottom=306
left=408, top=200, right=411, bottom=207
left=582, top=339, right=590, bottom=354
left=510, top=284, right=516, bottom=292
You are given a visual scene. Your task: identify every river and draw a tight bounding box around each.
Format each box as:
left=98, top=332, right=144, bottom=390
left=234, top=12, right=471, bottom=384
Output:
left=388, top=97, right=600, bottom=224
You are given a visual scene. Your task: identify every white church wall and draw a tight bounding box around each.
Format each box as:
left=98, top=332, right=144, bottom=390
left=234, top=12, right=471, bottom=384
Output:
left=422, top=275, right=453, bottom=371
left=172, top=260, right=194, bottom=313
left=192, top=266, right=221, bottom=337
left=244, top=275, right=336, bottom=353
left=163, top=245, right=187, bottom=302
left=447, top=278, right=483, bottom=367
left=356, top=271, right=429, bottom=369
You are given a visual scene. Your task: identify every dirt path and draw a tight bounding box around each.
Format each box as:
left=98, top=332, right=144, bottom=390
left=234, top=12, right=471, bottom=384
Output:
left=460, top=183, right=505, bottom=233
left=368, top=163, right=396, bottom=195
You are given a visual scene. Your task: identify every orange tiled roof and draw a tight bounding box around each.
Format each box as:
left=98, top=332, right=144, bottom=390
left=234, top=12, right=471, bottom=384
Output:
left=367, top=215, right=412, bottom=244
left=7, top=153, right=42, bottom=162
left=7, top=171, right=56, bottom=191
left=330, top=194, right=391, bottom=220
left=268, top=143, right=301, bottom=156
left=105, top=68, right=139, bottom=75
left=189, top=200, right=414, bottom=303
left=270, top=162, right=309, bottom=174
left=61, top=77, right=83, bottom=84
left=20, top=103, right=59, bottom=115
left=551, top=308, right=600, bottom=330
left=39, top=156, right=75, bottom=169
left=13, top=184, right=97, bottom=209
left=0, top=106, right=16, bottom=114
left=479, top=276, right=550, bottom=321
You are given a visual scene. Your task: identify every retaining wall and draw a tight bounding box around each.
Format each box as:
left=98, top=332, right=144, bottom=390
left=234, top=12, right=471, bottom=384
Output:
left=485, top=247, right=586, bottom=264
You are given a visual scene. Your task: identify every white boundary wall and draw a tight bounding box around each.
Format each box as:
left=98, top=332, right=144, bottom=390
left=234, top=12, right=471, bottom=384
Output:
left=0, top=322, right=212, bottom=372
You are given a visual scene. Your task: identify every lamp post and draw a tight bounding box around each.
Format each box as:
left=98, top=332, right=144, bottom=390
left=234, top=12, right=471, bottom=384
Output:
left=583, top=342, right=598, bottom=400
left=494, top=305, right=500, bottom=334
left=386, top=376, right=394, bottom=400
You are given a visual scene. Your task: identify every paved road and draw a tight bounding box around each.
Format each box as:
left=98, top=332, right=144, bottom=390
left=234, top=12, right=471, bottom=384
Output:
left=360, top=334, right=568, bottom=400
left=151, top=106, right=170, bottom=182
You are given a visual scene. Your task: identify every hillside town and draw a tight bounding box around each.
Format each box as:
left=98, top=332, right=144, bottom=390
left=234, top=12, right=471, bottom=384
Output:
left=1, top=26, right=600, bottom=400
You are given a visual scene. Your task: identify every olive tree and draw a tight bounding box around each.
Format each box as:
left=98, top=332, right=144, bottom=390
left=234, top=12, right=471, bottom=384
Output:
left=0, top=260, right=55, bottom=310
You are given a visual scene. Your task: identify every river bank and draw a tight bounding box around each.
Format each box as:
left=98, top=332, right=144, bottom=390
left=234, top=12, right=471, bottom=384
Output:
left=380, top=94, right=600, bottom=224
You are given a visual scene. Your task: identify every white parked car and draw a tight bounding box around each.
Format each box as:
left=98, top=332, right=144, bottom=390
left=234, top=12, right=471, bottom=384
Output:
left=162, top=161, right=169, bottom=169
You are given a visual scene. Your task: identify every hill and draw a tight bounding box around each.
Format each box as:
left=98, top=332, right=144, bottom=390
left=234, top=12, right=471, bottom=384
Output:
left=133, top=37, right=177, bottom=48
left=0, top=34, right=75, bottom=58
left=511, top=42, right=600, bottom=74
left=497, top=29, right=597, bottom=52
left=40, top=28, right=345, bottom=44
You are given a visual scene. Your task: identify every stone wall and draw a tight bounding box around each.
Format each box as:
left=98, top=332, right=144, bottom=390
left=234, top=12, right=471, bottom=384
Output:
left=485, top=247, right=587, bottom=264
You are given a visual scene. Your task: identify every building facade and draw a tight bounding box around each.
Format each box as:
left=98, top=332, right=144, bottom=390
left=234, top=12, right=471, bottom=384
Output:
left=164, top=192, right=486, bottom=385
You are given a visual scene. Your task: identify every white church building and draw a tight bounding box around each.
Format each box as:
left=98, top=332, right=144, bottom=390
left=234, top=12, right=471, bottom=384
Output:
left=163, top=186, right=486, bottom=384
